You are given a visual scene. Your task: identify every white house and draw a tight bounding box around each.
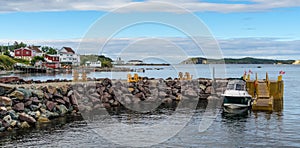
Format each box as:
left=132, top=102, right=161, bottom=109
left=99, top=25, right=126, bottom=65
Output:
left=28, top=46, right=43, bottom=57
left=58, top=47, right=80, bottom=66
left=85, top=61, right=101, bottom=67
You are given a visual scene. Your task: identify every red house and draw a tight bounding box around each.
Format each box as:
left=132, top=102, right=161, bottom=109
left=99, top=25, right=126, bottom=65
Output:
left=44, top=54, right=60, bottom=69
left=14, top=47, right=35, bottom=61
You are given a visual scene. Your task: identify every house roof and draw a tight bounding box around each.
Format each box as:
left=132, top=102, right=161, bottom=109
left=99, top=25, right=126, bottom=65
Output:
left=28, top=46, right=42, bottom=53
left=60, top=47, right=75, bottom=54
left=14, top=47, right=30, bottom=51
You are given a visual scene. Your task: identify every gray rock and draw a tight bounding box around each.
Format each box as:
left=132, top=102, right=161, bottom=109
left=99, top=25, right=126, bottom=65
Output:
left=47, top=86, right=57, bottom=95
left=56, top=105, right=68, bottom=115
left=205, top=86, right=212, bottom=94
left=20, top=121, right=30, bottom=128
left=184, top=88, right=198, bottom=97
left=19, top=113, right=36, bottom=123
left=30, top=89, right=44, bottom=99
left=0, top=96, right=12, bottom=106
left=9, top=90, right=25, bottom=100
left=199, top=84, right=206, bottom=91
left=8, top=110, right=18, bottom=120
left=13, top=103, right=25, bottom=111
left=70, top=95, right=78, bottom=106
left=67, top=90, right=73, bottom=97
left=3, top=115, right=12, bottom=124
left=24, top=100, right=33, bottom=107
left=29, top=104, right=40, bottom=111
left=63, top=96, right=70, bottom=103
left=46, top=101, right=56, bottom=111
left=56, top=99, right=65, bottom=105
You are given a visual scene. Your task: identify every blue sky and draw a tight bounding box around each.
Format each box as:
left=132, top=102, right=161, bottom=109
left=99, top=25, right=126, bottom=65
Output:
left=1, top=0, right=300, bottom=61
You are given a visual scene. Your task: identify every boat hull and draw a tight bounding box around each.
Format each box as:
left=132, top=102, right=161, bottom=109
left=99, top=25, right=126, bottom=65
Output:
left=223, top=103, right=250, bottom=114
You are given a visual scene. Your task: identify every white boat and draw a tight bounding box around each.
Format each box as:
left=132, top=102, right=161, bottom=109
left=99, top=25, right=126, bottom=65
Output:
left=222, top=79, right=253, bottom=114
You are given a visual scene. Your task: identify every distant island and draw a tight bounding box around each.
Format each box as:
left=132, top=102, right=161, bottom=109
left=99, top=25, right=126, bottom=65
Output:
left=181, top=57, right=295, bottom=64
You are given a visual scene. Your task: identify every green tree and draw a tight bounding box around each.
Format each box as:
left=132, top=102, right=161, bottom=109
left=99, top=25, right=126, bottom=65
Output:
left=98, top=55, right=113, bottom=68
left=31, top=56, right=45, bottom=66
left=13, top=41, right=27, bottom=49
left=3, top=49, right=11, bottom=57
left=42, top=46, right=57, bottom=55
left=101, top=60, right=112, bottom=68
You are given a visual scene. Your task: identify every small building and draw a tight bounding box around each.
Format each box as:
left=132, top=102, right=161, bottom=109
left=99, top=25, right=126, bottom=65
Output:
left=112, top=57, right=125, bottom=65
left=44, top=54, right=60, bottom=69
left=127, top=60, right=143, bottom=65
left=85, top=61, right=101, bottom=67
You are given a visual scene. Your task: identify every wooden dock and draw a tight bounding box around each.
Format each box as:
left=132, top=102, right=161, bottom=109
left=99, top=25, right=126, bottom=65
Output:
left=246, top=73, right=284, bottom=112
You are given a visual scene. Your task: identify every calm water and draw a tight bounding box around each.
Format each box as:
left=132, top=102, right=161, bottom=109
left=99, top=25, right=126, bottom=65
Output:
left=1, top=64, right=300, bottom=147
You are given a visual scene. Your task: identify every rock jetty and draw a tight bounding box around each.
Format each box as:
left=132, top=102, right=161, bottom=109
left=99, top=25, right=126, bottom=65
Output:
left=0, top=77, right=229, bottom=132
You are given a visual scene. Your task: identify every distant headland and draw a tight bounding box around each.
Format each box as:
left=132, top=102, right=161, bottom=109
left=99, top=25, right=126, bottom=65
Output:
left=181, top=57, right=296, bottom=64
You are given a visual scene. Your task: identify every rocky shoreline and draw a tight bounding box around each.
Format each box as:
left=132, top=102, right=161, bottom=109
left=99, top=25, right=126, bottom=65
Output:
left=0, top=77, right=229, bottom=133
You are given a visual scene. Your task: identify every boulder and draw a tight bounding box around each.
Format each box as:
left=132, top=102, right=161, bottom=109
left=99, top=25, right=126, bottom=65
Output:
left=29, top=104, right=40, bottom=111
left=63, top=97, right=70, bottom=104
left=3, top=115, right=12, bottom=124
left=9, top=90, right=25, bottom=100
left=20, top=121, right=30, bottom=128
left=0, top=96, right=12, bottom=106
left=24, top=100, right=33, bottom=107
left=205, top=86, right=212, bottom=94
left=47, top=86, right=57, bottom=95
left=19, top=113, right=36, bottom=123
left=55, top=99, right=65, bottom=105
left=0, top=106, right=7, bottom=111
left=13, top=103, right=25, bottom=112
left=70, top=95, right=78, bottom=106
left=199, top=84, right=206, bottom=91
left=32, top=97, right=41, bottom=104
left=56, top=105, right=68, bottom=115
left=0, top=87, right=5, bottom=96
left=67, top=90, right=73, bottom=97
left=38, top=116, right=50, bottom=123
left=10, top=120, right=17, bottom=127
left=184, top=88, right=198, bottom=97
left=8, top=110, right=18, bottom=120
left=31, top=89, right=44, bottom=99
left=46, top=101, right=56, bottom=111
left=1, top=120, right=10, bottom=128
left=27, top=111, right=40, bottom=119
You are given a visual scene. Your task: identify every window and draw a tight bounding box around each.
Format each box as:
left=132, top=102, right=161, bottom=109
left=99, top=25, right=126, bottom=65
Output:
left=16, top=51, right=20, bottom=54
left=236, top=84, right=244, bottom=91
left=63, top=58, right=66, bottom=60
left=26, top=51, right=29, bottom=54
left=227, top=84, right=235, bottom=90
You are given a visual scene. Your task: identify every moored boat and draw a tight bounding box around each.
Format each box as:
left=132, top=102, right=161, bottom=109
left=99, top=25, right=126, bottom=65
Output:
left=222, top=79, right=253, bottom=114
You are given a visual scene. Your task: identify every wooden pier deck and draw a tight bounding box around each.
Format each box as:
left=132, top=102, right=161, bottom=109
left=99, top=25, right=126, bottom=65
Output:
left=246, top=73, right=284, bottom=112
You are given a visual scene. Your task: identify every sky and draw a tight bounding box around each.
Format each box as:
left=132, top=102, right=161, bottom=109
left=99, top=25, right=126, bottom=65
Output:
left=1, top=0, right=300, bottom=62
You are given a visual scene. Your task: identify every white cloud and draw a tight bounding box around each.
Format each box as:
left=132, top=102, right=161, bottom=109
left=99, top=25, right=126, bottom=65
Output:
left=0, top=0, right=300, bottom=13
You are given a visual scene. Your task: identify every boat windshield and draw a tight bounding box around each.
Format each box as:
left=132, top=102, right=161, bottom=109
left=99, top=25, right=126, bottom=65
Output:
left=226, top=83, right=245, bottom=91
left=227, top=84, right=235, bottom=90
left=223, top=96, right=249, bottom=105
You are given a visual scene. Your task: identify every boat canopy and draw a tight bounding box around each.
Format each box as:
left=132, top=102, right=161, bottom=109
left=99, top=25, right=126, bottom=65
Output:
left=226, top=80, right=246, bottom=91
